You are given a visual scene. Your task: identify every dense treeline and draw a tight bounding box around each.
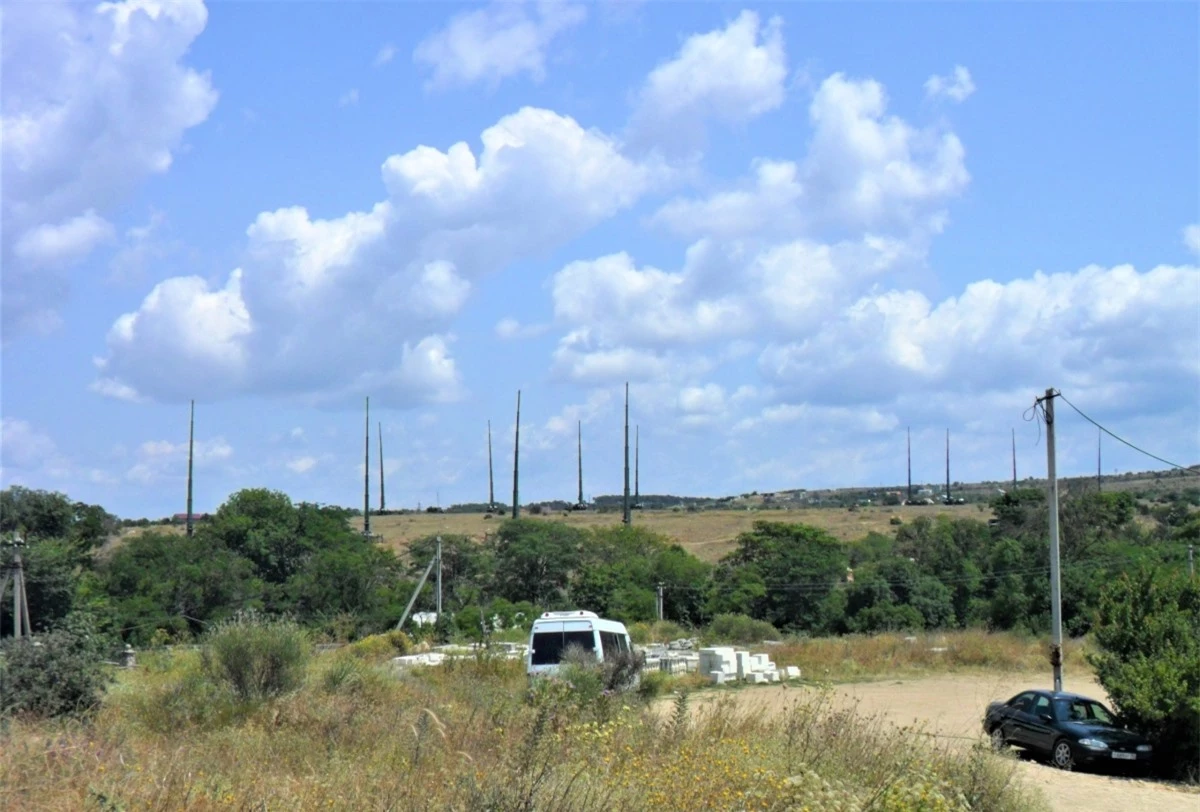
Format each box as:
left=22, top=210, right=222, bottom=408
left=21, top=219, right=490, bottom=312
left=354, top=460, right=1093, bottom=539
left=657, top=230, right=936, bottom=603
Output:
left=1, top=483, right=1194, bottom=645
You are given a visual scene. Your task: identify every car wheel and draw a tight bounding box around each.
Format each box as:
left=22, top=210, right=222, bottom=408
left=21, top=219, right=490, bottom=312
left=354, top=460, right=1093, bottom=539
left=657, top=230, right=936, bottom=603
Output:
left=1051, top=739, right=1075, bottom=771
left=990, top=726, right=1007, bottom=752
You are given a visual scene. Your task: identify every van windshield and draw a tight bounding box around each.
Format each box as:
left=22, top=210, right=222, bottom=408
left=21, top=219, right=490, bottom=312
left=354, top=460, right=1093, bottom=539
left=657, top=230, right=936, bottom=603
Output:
left=531, top=630, right=595, bottom=665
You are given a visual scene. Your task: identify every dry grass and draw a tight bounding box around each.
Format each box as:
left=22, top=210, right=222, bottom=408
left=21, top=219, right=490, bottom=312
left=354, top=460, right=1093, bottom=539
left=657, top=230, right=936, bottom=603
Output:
left=353, top=503, right=988, bottom=563
left=111, top=504, right=986, bottom=563
left=1, top=646, right=1046, bottom=812
left=764, top=630, right=1093, bottom=682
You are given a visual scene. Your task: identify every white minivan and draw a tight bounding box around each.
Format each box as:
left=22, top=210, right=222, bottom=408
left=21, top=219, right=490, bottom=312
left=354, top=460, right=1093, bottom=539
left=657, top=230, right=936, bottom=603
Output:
left=526, top=610, right=633, bottom=676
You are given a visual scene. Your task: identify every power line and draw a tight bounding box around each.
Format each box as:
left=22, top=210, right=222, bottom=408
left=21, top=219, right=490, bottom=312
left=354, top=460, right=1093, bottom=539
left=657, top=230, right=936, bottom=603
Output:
left=1055, top=391, right=1199, bottom=476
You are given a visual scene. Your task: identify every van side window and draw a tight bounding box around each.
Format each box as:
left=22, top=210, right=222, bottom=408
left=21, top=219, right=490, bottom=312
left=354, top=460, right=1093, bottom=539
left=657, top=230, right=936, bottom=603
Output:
left=600, top=631, right=622, bottom=658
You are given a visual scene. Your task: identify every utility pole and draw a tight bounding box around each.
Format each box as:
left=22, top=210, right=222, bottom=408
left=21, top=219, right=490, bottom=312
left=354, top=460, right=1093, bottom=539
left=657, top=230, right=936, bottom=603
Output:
left=945, top=428, right=951, bottom=503
left=186, top=400, right=195, bottom=537
left=487, top=420, right=495, bottom=510
left=1043, top=388, right=1064, bottom=692
left=577, top=420, right=584, bottom=506
left=1012, top=427, right=1017, bottom=491
left=364, top=397, right=371, bottom=537
left=379, top=422, right=386, bottom=511
left=906, top=426, right=913, bottom=503
left=623, top=383, right=631, bottom=526
left=512, top=391, right=521, bottom=520
left=435, top=535, right=442, bottom=619
left=1097, top=427, right=1102, bottom=493
left=656, top=582, right=664, bottom=621
left=1, top=534, right=32, bottom=638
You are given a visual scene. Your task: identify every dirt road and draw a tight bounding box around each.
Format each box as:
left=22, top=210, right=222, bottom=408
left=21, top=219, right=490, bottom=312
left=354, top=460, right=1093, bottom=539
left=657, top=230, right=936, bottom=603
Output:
left=696, top=673, right=1198, bottom=812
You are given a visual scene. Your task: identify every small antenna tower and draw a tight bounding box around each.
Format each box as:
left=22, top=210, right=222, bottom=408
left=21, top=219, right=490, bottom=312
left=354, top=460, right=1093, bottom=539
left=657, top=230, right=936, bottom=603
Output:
left=622, top=383, right=631, bottom=526
left=634, top=425, right=640, bottom=505
left=1011, top=427, right=1017, bottom=491
left=512, top=391, right=521, bottom=520
left=487, top=420, right=495, bottom=510
left=577, top=420, right=584, bottom=507
left=945, top=428, right=951, bottom=503
left=378, top=422, right=385, bottom=511
left=906, top=426, right=912, bottom=503
left=1097, top=426, right=1102, bottom=492
left=186, top=399, right=195, bottom=537
left=364, top=397, right=371, bottom=537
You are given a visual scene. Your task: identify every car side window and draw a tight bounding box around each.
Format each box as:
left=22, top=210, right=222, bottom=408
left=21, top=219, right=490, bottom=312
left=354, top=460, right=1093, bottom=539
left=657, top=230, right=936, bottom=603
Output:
left=1010, top=693, right=1035, bottom=712
left=1032, top=695, right=1052, bottom=718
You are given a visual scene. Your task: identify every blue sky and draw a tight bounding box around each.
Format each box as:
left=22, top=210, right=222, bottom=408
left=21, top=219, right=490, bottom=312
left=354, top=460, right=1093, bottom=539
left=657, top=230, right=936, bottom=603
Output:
left=2, top=0, right=1198, bottom=519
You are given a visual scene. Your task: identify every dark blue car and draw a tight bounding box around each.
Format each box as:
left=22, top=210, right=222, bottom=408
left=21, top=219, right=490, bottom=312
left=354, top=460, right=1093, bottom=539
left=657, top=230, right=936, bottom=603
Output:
left=982, top=689, right=1153, bottom=771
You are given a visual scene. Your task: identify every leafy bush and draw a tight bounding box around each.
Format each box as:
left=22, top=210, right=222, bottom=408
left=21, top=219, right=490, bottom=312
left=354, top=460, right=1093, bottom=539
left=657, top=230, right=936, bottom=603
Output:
left=0, top=624, right=112, bottom=718
left=1088, top=568, right=1200, bottom=779
left=706, top=613, right=781, bottom=644
left=345, top=630, right=411, bottom=662
left=201, top=614, right=310, bottom=701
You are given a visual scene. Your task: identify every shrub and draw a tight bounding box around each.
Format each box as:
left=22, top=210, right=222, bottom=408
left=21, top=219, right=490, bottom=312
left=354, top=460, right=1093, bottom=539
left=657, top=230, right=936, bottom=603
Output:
left=201, top=613, right=310, bottom=701
left=1088, top=568, right=1200, bottom=779
left=0, top=626, right=111, bottom=718
left=706, top=613, right=781, bottom=645
left=345, top=630, right=411, bottom=662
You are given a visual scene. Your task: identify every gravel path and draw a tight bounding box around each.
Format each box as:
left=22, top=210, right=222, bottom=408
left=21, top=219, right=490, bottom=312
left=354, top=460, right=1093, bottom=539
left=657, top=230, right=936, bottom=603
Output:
left=694, top=672, right=1199, bottom=812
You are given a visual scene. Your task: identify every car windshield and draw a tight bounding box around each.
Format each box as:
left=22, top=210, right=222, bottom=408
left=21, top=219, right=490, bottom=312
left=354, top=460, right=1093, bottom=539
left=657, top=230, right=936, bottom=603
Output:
left=1054, top=698, right=1114, bottom=725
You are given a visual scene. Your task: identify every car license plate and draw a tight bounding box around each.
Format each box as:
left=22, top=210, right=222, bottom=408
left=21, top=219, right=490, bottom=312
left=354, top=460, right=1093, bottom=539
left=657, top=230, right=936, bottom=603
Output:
left=1112, top=752, right=1136, bottom=760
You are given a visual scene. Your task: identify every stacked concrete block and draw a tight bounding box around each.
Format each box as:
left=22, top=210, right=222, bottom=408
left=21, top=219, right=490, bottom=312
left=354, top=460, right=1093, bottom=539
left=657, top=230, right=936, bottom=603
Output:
left=783, top=666, right=801, bottom=680
left=735, top=651, right=754, bottom=679
left=699, top=647, right=737, bottom=678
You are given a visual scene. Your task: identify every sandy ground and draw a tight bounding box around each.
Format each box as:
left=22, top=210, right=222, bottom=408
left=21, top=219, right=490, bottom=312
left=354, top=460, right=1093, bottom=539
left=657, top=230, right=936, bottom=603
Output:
left=693, top=673, right=1199, bottom=812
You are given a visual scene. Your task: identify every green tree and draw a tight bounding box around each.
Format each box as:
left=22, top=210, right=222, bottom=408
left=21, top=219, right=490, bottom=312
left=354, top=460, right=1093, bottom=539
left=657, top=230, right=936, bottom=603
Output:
left=488, top=519, right=584, bottom=607
left=0, top=486, right=74, bottom=540
left=1089, top=569, right=1200, bottom=779
left=101, top=532, right=263, bottom=642
left=713, top=521, right=848, bottom=632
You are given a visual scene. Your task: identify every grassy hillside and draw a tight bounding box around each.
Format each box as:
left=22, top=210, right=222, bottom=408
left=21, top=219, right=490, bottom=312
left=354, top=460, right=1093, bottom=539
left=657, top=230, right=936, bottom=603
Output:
left=353, top=503, right=990, bottom=562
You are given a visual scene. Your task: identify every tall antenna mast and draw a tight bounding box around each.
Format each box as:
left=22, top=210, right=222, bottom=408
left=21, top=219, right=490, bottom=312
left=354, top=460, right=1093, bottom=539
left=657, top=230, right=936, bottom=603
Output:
left=512, top=391, right=521, bottom=519
left=1012, top=427, right=1017, bottom=491
left=577, top=420, right=584, bottom=506
left=635, top=425, right=640, bottom=503
left=945, top=428, right=951, bottom=503
left=186, top=400, right=195, bottom=537
left=487, top=420, right=495, bottom=509
left=364, top=397, right=371, bottom=537
left=378, top=422, right=385, bottom=511
left=622, top=383, right=631, bottom=526
left=1097, top=426, right=1102, bottom=492
left=906, top=426, right=912, bottom=503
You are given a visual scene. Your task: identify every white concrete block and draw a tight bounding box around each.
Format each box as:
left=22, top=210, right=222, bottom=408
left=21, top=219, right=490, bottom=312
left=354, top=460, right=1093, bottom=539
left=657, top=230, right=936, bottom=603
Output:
left=767, top=671, right=780, bottom=683
left=750, top=672, right=768, bottom=684
left=699, top=647, right=737, bottom=676
left=784, top=666, right=801, bottom=680
left=750, top=653, right=771, bottom=671
left=735, top=651, right=753, bottom=679
left=709, top=670, right=727, bottom=685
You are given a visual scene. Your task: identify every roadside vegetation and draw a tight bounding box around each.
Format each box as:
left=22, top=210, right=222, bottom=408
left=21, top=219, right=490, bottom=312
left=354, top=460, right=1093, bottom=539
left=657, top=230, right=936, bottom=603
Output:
left=1, top=616, right=1048, bottom=811
left=1, top=478, right=1196, bottom=779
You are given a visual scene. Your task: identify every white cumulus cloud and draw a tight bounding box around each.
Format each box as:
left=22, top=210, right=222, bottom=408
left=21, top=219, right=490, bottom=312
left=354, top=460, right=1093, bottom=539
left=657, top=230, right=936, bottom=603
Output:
left=415, top=2, right=586, bottom=90
left=96, top=107, right=657, bottom=405
left=1184, top=223, right=1200, bottom=256
left=925, top=66, right=976, bottom=103
left=1, top=0, right=217, bottom=340
left=628, top=10, right=786, bottom=152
